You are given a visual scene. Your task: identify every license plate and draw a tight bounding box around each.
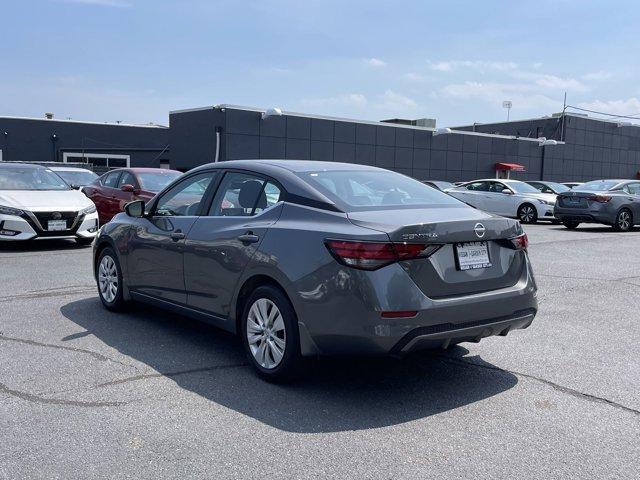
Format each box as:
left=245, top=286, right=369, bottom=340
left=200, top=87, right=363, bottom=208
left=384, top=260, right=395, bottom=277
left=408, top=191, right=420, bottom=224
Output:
left=47, top=220, right=67, bottom=231
left=455, top=241, right=491, bottom=271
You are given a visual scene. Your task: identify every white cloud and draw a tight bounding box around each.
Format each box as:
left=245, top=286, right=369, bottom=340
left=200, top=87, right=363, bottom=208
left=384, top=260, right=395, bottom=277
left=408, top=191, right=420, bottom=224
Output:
left=577, top=98, right=640, bottom=117
left=531, top=74, right=588, bottom=92
left=379, top=90, right=417, bottom=109
left=56, top=0, right=130, bottom=7
left=582, top=71, right=613, bottom=81
left=428, top=60, right=518, bottom=73
left=365, top=58, right=387, bottom=68
left=300, top=93, right=367, bottom=109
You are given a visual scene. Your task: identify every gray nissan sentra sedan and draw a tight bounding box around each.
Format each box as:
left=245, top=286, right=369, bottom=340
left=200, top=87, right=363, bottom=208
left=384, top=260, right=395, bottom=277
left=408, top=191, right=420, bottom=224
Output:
left=93, top=160, right=537, bottom=381
left=554, top=179, right=640, bottom=231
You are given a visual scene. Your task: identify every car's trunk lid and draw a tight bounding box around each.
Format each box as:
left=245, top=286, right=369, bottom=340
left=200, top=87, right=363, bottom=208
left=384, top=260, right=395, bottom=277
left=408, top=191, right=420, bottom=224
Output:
left=556, top=191, right=596, bottom=209
left=347, top=206, right=525, bottom=298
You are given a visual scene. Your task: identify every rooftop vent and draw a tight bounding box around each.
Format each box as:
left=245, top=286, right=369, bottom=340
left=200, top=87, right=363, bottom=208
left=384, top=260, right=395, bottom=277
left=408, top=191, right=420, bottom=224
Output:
left=381, top=118, right=436, bottom=128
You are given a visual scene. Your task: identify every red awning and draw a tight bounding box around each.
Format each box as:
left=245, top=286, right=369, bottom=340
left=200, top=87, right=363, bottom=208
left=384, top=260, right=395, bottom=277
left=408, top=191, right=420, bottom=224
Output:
left=495, top=162, right=525, bottom=172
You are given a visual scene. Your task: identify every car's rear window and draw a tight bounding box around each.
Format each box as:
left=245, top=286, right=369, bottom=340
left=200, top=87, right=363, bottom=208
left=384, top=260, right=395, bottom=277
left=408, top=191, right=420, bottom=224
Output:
left=575, top=180, right=620, bottom=192
left=299, top=170, right=462, bottom=210
left=137, top=171, right=182, bottom=192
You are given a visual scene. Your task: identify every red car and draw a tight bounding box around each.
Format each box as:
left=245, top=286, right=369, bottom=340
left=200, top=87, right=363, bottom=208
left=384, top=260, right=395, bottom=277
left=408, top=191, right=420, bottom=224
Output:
left=83, top=168, right=182, bottom=224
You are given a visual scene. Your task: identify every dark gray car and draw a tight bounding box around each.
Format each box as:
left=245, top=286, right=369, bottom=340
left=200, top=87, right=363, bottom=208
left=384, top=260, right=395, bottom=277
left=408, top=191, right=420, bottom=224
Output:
left=93, top=160, right=537, bottom=381
left=554, top=179, right=640, bottom=231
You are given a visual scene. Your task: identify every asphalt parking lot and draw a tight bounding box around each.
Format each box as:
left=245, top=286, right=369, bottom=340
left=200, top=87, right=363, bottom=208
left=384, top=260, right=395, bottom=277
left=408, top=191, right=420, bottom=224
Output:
left=1, top=223, right=639, bottom=479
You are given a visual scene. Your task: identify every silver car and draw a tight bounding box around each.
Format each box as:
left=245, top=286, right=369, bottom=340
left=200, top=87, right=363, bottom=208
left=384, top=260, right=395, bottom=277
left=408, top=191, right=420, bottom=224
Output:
left=93, top=160, right=538, bottom=381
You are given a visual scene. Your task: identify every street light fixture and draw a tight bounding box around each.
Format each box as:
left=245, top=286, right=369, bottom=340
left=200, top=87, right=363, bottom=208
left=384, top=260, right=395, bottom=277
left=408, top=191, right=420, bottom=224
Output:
left=502, top=100, right=512, bottom=121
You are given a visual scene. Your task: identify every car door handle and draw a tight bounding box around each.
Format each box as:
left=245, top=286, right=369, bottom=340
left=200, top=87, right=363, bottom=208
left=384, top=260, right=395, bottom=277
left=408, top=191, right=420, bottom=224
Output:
left=238, top=233, right=260, bottom=243
left=170, top=231, right=186, bottom=241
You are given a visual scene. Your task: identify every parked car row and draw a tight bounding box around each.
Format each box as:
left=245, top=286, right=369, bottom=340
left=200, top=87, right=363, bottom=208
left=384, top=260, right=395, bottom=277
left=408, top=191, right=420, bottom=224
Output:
left=421, top=177, right=640, bottom=231
left=0, top=163, right=181, bottom=243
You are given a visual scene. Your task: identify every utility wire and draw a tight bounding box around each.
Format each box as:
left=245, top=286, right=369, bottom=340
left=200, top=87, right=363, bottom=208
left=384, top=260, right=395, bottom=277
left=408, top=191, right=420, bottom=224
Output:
left=565, top=105, right=640, bottom=120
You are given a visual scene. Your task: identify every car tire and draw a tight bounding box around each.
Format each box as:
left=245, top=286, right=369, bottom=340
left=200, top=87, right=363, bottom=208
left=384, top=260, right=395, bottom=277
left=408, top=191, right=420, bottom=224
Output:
left=518, top=203, right=538, bottom=224
left=76, top=237, right=94, bottom=246
left=241, top=285, right=304, bottom=383
left=562, top=220, right=580, bottom=230
left=96, top=247, right=127, bottom=311
left=613, top=208, right=633, bottom=232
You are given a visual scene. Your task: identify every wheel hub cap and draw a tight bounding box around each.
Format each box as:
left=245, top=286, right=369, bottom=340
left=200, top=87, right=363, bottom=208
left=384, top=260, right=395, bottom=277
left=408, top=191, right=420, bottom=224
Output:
left=619, top=212, right=630, bottom=229
left=521, top=207, right=534, bottom=222
left=98, top=256, right=118, bottom=303
left=246, top=298, right=286, bottom=369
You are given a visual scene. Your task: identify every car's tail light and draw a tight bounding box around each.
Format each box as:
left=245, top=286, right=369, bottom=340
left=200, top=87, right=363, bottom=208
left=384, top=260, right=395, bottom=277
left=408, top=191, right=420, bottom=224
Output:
left=587, top=194, right=611, bottom=203
left=325, top=240, right=442, bottom=270
left=509, top=233, right=529, bottom=251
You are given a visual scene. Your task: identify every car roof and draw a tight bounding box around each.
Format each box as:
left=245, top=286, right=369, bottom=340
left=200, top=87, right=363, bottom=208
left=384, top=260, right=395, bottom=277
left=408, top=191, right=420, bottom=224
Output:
left=191, top=159, right=388, bottom=174
left=583, top=179, right=629, bottom=183
left=0, top=162, right=46, bottom=170
left=106, top=167, right=179, bottom=174
left=48, top=166, right=95, bottom=172
left=460, top=178, right=526, bottom=184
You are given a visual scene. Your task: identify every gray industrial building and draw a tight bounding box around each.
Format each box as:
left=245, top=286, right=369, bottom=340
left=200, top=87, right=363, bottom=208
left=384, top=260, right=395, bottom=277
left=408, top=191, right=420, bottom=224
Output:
left=2, top=106, right=640, bottom=183
left=0, top=116, right=169, bottom=172
left=169, top=105, right=548, bottom=181
left=169, top=105, right=640, bottom=182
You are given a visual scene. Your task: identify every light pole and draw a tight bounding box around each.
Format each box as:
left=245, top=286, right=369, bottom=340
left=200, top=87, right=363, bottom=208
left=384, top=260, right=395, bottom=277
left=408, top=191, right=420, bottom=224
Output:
left=502, top=100, right=512, bottom=121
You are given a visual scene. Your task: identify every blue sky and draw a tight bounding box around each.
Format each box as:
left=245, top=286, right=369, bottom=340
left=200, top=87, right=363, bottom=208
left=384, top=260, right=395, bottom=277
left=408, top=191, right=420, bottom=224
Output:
left=2, top=0, right=639, bottom=126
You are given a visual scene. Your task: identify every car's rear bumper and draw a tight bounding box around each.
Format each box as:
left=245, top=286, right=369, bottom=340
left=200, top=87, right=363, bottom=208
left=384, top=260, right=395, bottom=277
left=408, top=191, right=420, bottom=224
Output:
left=293, top=254, right=538, bottom=357
left=390, top=308, right=535, bottom=354
left=0, top=212, right=99, bottom=241
left=554, top=206, right=615, bottom=225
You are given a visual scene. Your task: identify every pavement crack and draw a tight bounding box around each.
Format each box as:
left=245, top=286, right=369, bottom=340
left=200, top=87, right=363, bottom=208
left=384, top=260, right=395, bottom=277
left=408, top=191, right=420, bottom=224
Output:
left=441, top=356, right=640, bottom=417
left=0, top=285, right=95, bottom=303
left=94, top=363, right=248, bottom=388
left=536, top=273, right=640, bottom=287
left=0, top=381, right=125, bottom=408
left=532, top=233, right=640, bottom=247
left=0, top=334, right=132, bottom=367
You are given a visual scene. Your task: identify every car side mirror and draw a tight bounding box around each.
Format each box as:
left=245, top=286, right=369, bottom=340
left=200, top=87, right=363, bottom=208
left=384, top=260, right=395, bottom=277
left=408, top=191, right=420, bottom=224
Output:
left=501, top=189, right=513, bottom=194
left=121, top=184, right=135, bottom=193
left=125, top=200, right=145, bottom=218
left=70, top=184, right=81, bottom=190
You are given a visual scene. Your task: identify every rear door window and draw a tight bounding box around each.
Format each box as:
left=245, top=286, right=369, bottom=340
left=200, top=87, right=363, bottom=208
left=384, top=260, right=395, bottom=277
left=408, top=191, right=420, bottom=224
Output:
left=627, top=183, right=640, bottom=195
left=209, top=172, right=275, bottom=217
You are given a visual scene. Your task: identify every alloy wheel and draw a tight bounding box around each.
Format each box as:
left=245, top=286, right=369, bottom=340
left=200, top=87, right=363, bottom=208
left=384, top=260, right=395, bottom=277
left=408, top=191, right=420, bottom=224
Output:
left=618, top=211, right=631, bottom=231
left=519, top=205, right=535, bottom=223
left=98, top=255, right=119, bottom=303
left=246, top=298, right=286, bottom=369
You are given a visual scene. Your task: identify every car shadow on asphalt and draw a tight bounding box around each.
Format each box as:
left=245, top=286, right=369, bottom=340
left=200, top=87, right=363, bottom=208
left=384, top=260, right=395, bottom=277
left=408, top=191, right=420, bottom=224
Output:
left=0, top=239, right=90, bottom=252
left=60, top=297, right=518, bottom=433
